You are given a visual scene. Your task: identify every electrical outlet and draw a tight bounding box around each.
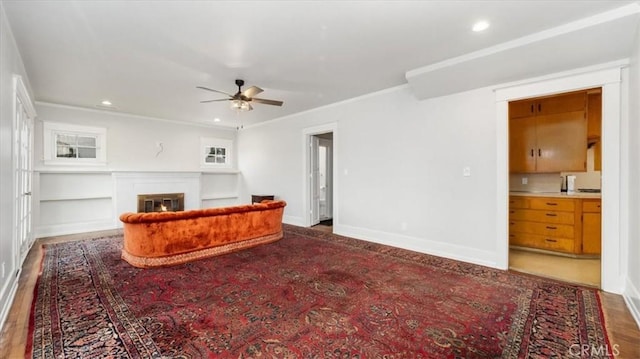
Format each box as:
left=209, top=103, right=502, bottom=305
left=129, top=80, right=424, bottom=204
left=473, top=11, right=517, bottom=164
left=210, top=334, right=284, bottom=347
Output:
left=522, top=177, right=528, bottom=185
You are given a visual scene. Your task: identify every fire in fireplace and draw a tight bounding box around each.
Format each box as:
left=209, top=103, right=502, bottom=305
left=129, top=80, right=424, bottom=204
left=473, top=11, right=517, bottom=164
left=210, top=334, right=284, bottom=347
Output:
left=137, top=193, right=185, bottom=213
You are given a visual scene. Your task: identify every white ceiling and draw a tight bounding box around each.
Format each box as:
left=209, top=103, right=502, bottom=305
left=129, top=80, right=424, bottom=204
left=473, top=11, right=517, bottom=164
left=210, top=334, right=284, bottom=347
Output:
left=3, top=1, right=638, bottom=128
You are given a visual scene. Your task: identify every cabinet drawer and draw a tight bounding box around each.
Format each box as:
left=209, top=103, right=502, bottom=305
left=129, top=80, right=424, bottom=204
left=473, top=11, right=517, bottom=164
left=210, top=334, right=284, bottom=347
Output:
left=529, top=197, right=575, bottom=211
left=509, top=208, right=574, bottom=225
left=509, top=220, right=574, bottom=239
left=582, top=200, right=601, bottom=213
left=509, top=196, right=528, bottom=209
left=509, top=232, right=575, bottom=253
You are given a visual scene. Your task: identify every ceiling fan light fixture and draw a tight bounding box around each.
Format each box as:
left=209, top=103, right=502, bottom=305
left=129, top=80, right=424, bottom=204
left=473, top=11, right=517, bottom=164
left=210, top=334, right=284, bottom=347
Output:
left=231, top=99, right=251, bottom=111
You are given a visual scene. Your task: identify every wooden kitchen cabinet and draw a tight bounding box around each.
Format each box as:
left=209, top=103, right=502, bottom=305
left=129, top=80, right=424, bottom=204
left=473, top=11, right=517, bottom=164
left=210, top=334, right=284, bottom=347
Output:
left=509, top=91, right=588, bottom=173
left=509, top=195, right=601, bottom=255
left=535, top=111, right=588, bottom=172
left=509, top=196, right=578, bottom=254
left=587, top=90, right=602, bottom=171
left=508, top=91, right=586, bottom=119
left=582, top=200, right=602, bottom=255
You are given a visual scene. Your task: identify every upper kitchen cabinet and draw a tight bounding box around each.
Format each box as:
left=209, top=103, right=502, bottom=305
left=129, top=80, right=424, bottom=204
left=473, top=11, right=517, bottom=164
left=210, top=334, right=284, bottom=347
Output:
left=587, top=89, right=602, bottom=171
left=509, top=91, right=588, bottom=173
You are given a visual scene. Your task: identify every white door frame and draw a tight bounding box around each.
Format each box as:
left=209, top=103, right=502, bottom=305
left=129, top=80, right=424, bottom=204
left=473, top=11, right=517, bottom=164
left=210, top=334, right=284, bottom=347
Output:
left=310, top=135, right=320, bottom=226
left=12, top=75, right=36, bottom=268
left=495, top=65, right=625, bottom=294
left=302, top=123, right=338, bottom=227
left=318, top=137, right=333, bottom=220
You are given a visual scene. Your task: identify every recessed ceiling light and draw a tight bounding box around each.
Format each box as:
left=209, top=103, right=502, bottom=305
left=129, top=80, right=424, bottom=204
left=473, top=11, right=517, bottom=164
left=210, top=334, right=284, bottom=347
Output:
left=213, top=118, right=221, bottom=122
left=472, top=21, right=490, bottom=32
left=101, top=100, right=112, bottom=106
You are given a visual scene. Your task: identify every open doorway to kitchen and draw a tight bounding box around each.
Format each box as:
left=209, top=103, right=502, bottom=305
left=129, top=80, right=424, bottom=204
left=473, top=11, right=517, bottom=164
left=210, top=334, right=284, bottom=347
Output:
left=507, top=88, right=602, bottom=288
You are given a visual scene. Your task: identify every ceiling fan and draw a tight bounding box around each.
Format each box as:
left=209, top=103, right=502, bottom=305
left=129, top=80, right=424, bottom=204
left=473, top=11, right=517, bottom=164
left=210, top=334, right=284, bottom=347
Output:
left=197, top=79, right=283, bottom=111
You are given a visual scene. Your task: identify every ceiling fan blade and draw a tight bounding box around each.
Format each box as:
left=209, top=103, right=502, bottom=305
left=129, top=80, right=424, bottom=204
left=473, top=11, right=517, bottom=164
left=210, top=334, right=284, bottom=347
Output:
left=248, top=103, right=253, bottom=111
left=252, top=97, right=284, bottom=106
left=243, top=86, right=263, bottom=98
left=200, top=99, right=230, bottom=103
left=196, top=86, right=233, bottom=97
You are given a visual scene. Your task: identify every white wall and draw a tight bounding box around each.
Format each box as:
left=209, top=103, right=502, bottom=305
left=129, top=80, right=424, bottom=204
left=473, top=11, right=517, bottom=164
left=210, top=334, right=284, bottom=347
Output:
left=0, top=2, right=33, bottom=330
left=625, top=20, right=640, bottom=327
left=33, top=103, right=238, bottom=171
left=238, top=85, right=499, bottom=266
left=33, top=104, right=240, bottom=237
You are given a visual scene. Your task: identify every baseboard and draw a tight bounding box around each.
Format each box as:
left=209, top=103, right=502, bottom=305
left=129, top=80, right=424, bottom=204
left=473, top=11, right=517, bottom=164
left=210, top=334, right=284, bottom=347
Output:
left=333, top=223, right=497, bottom=269
left=0, top=269, right=20, bottom=335
left=623, top=277, right=640, bottom=329
left=35, top=219, right=118, bottom=238
left=283, top=215, right=305, bottom=227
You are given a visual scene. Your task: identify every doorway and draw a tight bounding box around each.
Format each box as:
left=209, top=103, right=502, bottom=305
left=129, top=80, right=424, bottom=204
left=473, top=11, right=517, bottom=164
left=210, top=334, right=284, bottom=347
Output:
left=507, top=89, right=602, bottom=287
left=496, top=66, right=624, bottom=293
left=310, top=133, right=333, bottom=230
left=303, top=123, right=337, bottom=232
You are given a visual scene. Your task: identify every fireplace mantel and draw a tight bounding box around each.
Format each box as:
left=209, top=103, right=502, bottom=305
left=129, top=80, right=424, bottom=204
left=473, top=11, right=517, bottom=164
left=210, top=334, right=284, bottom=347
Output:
left=113, top=172, right=200, bottom=226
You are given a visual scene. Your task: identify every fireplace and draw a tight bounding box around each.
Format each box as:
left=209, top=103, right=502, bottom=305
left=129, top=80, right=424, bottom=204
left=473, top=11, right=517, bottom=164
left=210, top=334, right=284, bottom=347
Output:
left=137, top=193, right=185, bottom=213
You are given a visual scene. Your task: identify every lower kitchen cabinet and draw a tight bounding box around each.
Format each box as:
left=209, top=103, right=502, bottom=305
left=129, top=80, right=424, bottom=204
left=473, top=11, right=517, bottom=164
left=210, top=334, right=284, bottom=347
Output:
left=581, top=200, right=602, bottom=255
left=509, top=195, right=601, bottom=255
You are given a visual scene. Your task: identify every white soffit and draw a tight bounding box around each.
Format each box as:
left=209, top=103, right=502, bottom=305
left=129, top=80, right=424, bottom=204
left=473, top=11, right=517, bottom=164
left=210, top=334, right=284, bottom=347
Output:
left=406, top=3, right=640, bottom=100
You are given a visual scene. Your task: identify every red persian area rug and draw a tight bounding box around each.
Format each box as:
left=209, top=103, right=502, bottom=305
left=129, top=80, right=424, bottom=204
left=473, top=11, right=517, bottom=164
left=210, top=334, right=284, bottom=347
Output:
left=26, top=225, right=611, bottom=358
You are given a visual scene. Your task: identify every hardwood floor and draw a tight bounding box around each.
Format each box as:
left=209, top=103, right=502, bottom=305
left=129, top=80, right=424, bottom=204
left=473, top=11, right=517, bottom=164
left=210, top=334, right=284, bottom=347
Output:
left=311, top=223, right=333, bottom=233
left=1, top=230, right=638, bottom=358
left=0, top=230, right=122, bottom=359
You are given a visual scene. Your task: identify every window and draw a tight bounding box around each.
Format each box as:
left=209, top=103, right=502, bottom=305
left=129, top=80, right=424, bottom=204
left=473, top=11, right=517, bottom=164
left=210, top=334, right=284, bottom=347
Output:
left=55, top=133, right=97, bottom=159
left=201, top=137, right=233, bottom=168
left=205, top=146, right=227, bottom=164
left=43, top=122, right=107, bottom=165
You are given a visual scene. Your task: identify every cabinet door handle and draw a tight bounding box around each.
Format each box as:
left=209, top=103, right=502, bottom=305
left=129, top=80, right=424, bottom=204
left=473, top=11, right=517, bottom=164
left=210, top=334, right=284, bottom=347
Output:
left=545, top=213, right=557, bottom=217
left=530, top=104, right=534, bottom=113
left=509, top=234, right=515, bottom=238
left=546, top=226, right=557, bottom=230
left=509, top=222, right=515, bottom=225
left=509, top=210, right=515, bottom=214
left=545, top=239, right=557, bottom=243
left=538, top=103, right=542, bottom=112
left=530, top=149, right=534, bottom=157
left=546, top=202, right=558, bottom=206
left=538, top=149, right=541, bottom=157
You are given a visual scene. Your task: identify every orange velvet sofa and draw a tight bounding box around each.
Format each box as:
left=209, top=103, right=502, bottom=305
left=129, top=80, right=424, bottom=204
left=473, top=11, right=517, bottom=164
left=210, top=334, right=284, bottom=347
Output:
left=119, top=200, right=286, bottom=268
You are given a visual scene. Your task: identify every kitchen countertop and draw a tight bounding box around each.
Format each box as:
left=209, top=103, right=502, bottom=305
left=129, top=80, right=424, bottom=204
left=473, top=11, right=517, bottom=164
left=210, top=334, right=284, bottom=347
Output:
left=510, top=191, right=601, bottom=199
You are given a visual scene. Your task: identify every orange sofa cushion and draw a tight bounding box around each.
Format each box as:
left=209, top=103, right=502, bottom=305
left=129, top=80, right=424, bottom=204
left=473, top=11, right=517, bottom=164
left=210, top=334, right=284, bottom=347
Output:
left=119, top=200, right=286, bottom=268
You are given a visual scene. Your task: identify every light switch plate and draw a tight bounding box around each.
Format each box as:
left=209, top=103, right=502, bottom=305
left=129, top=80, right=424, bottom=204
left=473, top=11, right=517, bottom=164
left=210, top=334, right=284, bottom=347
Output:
left=463, top=167, right=471, bottom=177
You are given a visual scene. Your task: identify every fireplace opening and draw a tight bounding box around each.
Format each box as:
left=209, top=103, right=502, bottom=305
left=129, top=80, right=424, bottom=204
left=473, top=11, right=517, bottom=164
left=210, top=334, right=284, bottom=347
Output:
left=137, top=193, right=184, bottom=213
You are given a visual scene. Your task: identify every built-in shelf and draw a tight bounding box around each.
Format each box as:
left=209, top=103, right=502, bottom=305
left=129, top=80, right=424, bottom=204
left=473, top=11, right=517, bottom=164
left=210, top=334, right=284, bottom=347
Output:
left=40, top=196, right=113, bottom=202
left=201, top=170, right=240, bottom=174
left=35, top=168, right=112, bottom=174
left=36, top=169, right=241, bottom=174
left=201, top=194, right=239, bottom=200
